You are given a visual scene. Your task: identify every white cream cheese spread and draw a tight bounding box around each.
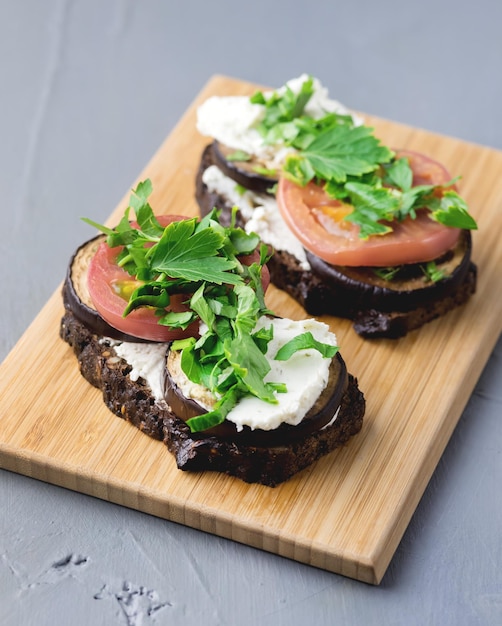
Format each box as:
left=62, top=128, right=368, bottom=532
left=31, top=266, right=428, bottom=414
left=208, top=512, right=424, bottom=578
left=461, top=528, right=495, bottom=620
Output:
left=226, top=317, right=338, bottom=431
left=201, top=164, right=310, bottom=269
left=171, top=317, right=339, bottom=432
left=113, top=341, right=168, bottom=402
left=196, top=74, right=362, bottom=167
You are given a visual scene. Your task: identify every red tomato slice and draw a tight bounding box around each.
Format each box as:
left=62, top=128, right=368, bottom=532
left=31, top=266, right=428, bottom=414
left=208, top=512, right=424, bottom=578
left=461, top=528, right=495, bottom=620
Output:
left=87, top=214, right=271, bottom=342
left=87, top=215, right=198, bottom=342
left=276, top=150, right=461, bottom=267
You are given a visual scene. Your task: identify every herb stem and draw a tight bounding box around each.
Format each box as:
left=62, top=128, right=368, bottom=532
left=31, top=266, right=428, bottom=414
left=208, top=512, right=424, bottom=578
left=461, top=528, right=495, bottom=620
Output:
left=117, top=253, right=132, bottom=268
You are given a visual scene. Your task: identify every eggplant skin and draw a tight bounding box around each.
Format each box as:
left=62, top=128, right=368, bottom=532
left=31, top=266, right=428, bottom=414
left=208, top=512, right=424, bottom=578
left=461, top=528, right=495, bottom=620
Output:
left=164, top=349, right=349, bottom=447
left=195, top=143, right=478, bottom=339
left=211, top=141, right=277, bottom=195
left=62, top=235, right=151, bottom=343
left=305, top=231, right=474, bottom=314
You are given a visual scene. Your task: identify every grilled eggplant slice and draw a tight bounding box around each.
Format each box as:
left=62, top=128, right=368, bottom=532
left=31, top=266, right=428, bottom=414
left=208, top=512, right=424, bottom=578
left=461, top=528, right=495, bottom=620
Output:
left=164, top=348, right=348, bottom=447
left=62, top=235, right=150, bottom=343
left=211, top=141, right=278, bottom=195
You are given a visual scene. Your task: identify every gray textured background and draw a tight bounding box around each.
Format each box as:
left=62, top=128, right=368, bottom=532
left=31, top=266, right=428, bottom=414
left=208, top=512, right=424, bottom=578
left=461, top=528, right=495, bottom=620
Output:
left=1, top=1, right=501, bottom=624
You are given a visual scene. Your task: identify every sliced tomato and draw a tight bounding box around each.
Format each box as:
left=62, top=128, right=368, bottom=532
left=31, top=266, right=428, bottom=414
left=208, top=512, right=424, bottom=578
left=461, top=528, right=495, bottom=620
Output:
left=87, top=215, right=198, bottom=342
left=87, top=214, right=271, bottom=342
left=276, top=150, right=461, bottom=267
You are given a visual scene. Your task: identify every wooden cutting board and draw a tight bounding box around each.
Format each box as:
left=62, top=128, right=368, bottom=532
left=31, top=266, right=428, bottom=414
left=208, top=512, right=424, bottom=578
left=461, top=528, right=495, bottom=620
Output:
left=1, top=76, right=501, bottom=585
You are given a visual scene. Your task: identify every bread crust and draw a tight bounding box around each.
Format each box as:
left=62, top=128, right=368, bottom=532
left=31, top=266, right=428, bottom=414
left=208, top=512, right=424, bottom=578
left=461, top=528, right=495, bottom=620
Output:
left=60, top=308, right=365, bottom=486
left=195, top=143, right=477, bottom=339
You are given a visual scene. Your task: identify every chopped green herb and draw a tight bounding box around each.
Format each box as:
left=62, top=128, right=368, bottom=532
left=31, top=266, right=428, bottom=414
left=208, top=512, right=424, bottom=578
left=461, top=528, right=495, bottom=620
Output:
left=234, top=183, right=247, bottom=196
left=274, top=332, right=339, bottom=361
left=429, top=190, right=478, bottom=230
left=372, top=266, right=401, bottom=281
left=284, top=125, right=394, bottom=186
left=247, top=76, right=478, bottom=237
left=252, top=165, right=277, bottom=177
left=250, top=76, right=355, bottom=152
left=226, top=150, right=251, bottom=162
left=421, top=261, right=446, bottom=283
left=84, top=179, right=337, bottom=434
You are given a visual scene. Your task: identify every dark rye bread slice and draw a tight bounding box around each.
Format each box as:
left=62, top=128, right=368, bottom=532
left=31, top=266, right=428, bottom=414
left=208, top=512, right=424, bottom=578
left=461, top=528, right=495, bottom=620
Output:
left=195, top=143, right=477, bottom=339
left=60, top=308, right=365, bottom=487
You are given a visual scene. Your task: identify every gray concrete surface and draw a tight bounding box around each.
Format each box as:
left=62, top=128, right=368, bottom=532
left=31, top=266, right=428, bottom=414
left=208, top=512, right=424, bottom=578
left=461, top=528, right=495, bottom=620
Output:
left=1, top=1, right=501, bottom=624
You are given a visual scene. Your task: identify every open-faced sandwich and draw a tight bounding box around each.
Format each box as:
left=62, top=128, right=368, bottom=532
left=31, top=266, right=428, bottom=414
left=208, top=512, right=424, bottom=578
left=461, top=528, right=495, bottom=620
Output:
left=195, top=75, right=478, bottom=338
left=60, top=180, right=365, bottom=486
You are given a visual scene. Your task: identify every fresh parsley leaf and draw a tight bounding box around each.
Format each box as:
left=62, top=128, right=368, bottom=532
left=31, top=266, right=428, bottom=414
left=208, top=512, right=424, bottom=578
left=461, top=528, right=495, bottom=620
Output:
left=149, top=219, right=241, bottom=285
left=122, top=282, right=171, bottom=315
left=224, top=333, right=277, bottom=404
left=227, top=226, right=260, bottom=255
left=383, top=157, right=413, bottom=191
left=302, top=125, right=394, bottom=183
left=430, top=190, right=478, bottom=230
left=282, top=154, right=316, bottom=186
left=252, top=77, right=314, bottom=139
left=252, top=324, right=274, bottom=354
left=274, top=332, right=339, bottom=361
left=83, top=178, right=341, bottom=435
left=248, top=78, right=477, bottom=238
left=342, top=182, right=398, bottom=238
left=157, top=310, right=196, bottom=329
left=234, top=183, right=247, bottom=196
left=232, top=284, right=261, bottom=336
left=189, top=283, right=216, bottom=330
left=250, top=90, right=267, bottom=105
left=131, top=179, right=153, bottom=202
left=250, top=77, right=353, bottom=153
left=80, top=217, right=115, bottom=236
left=186, top=386, right=242, bottom=432
left=283, top=125, right=394, bottom=186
